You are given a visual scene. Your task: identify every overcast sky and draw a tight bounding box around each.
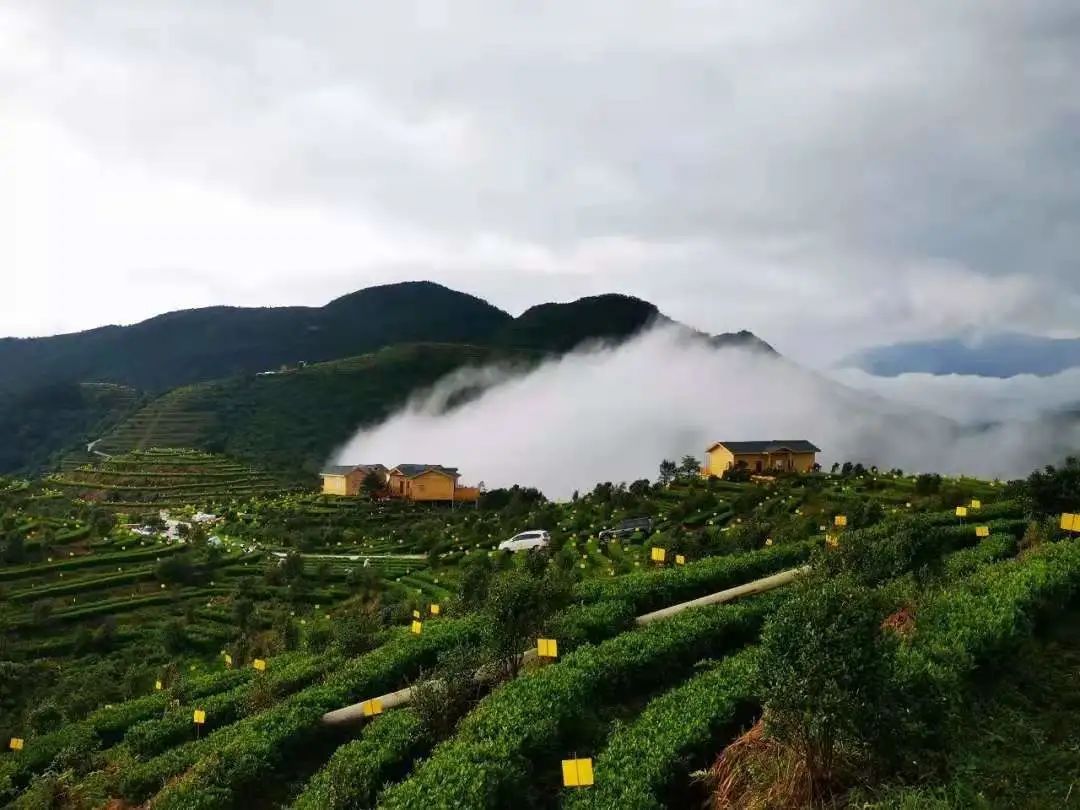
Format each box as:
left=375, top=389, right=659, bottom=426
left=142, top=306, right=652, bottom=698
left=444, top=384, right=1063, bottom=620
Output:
left=3, top=2, right=1079, bottom=365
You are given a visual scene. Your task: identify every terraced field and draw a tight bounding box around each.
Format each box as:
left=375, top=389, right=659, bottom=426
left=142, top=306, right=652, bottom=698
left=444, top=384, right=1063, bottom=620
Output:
left=6, top=460, right=1070, bottom=809
left=94, top=388, right=218, bottom=455
left=47, top=448, right=288, bottom=512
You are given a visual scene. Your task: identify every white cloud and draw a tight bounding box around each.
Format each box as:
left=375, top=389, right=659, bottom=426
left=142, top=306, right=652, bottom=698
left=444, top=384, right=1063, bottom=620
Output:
left=336, top=325, right=1079, bottom=497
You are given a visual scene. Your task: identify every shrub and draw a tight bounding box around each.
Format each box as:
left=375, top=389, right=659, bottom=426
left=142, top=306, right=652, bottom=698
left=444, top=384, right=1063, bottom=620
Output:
left=756, top=576, right=899, bottom=795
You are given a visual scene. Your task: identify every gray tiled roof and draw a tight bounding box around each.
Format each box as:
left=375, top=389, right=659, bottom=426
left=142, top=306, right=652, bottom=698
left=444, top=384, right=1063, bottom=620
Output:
left=393, top=464, right=460, bottom=478
left=711, top=440, right=821, bottom=454
left=319, top=463, right=387, bottom=476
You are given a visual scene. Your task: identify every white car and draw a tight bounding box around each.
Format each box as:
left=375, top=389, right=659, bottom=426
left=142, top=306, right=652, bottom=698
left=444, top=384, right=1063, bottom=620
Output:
left=497, top=530, right=551, bottom=552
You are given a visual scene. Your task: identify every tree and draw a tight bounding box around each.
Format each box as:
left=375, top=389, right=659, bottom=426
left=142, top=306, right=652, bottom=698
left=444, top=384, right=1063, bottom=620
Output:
left=160, top=619, right=187, bottom=654
left=412, top=644, right=486, bottom=739
left=2, top=532, right=25, bottom=564
left=31, top=600, right=53, bottom=627
left=1024, top=456, right=1080, bottom=517
left=332, top=607, right=382, bottom=656
left=280, top=551, right=304, bottom=581
left=233, top=598, right=255, bottom=634
left=361, top=471, right=384, bottom=499
left=914, top=473, right=942, bottom=496
left=658, top=460, right=677, bottom=486
left=483, top=570, right=570, bottom=680
left=678, top=455, right=701, bottom=480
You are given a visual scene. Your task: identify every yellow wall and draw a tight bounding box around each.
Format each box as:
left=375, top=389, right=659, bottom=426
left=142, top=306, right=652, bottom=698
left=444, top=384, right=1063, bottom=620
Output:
left=704, top=447, right=817, bottom=477
left=406, top=470, right=456, bottom=501
left=704, top=446, right=735, bottom=477
left=321, top=474, right=348, bottom=496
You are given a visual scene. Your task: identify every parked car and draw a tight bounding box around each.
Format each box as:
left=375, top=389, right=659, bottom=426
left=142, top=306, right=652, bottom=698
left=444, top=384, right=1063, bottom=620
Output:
left=497, top=530, right=551, bottom=552
left=598, top=517, right=653, bottom=541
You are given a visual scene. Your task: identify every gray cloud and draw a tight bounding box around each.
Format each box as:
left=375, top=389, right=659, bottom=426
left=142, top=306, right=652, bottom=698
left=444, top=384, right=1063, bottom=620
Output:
left=3, top=2, right=1079, bottom=362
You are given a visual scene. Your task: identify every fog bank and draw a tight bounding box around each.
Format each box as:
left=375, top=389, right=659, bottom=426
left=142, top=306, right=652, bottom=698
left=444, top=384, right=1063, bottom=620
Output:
left=335, top=325, right=1080, bottom=497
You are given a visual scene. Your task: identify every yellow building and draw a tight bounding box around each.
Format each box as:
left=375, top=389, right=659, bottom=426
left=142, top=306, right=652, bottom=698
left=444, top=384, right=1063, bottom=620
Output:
left=386, top=464, right=480, bottom=503
left=319, top=464, right=387, bottom=496
left=703, top=440, right=820, bottom=477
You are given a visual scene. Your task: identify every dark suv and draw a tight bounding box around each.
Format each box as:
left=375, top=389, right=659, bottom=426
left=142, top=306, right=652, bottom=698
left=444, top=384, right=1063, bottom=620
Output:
left=598, top=517, right=653, bottom=541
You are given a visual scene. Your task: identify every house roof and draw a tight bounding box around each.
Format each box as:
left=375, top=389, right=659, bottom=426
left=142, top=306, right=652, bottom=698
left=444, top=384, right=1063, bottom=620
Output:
left=708, top=440, right=821, bottom=454
left=319, top=463, right=387, bottom=476
left=391, top=464, right=460, bottom=479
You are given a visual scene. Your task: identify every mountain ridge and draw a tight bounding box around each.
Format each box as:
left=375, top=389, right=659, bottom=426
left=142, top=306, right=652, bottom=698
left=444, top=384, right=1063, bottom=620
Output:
left=0, top=281, right=773, bottom=475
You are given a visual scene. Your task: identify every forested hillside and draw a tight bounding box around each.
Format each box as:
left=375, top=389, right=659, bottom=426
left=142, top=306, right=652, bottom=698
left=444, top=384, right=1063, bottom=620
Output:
left=0, top=283, right=769, bottom=475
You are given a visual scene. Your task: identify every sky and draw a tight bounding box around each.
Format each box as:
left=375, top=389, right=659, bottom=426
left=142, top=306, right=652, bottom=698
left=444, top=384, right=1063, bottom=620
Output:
left=3, top=2, right=1080, bottom=365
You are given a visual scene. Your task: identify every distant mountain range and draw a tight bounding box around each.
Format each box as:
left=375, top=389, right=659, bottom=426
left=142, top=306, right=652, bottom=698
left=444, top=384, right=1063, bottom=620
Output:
left=0, top=282, right=773, bottom=475
left=847, top=333, right=1080, bottom=378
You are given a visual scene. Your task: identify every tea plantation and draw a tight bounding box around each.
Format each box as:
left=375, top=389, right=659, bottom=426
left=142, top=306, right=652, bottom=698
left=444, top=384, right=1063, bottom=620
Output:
left=2, top=455, right=1079, bottom=809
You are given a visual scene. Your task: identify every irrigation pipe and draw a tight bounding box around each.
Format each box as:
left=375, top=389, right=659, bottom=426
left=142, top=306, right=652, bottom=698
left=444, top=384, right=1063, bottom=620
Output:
left=320, top=564, right=807, bottom=726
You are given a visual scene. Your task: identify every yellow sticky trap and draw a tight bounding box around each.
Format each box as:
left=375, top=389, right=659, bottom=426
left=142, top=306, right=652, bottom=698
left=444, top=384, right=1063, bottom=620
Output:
left=650, top=547, right=666, bottom=562
left=834, top=515, right=847, bottom=527
left=253, top=659, right=267, bottom=672
left=975, top=526, right=990, bottom=538
left=9, top=738, right=24, bottom=751
left=675, top=554, right=686, bottom=566
left=193, top=710, right=206, bottom=725
left=956, top=506, right=968, bottom=517
left=825, top=534, right=839, bottom=548
left=970, top=499, right=982, bottom=510
left=224, top=654, right=233, bottom=667
left=361, top=698, right=383, bottom=717
left=154, top=680, right=163, bottom=691
left=412, top=609, right=421, bottom=619
left=537, top=638, right=559, bottom=659
left=764, top=538, right=773, bottom=547
left=562, top=757, right=594, bottom=788
left=1061, top=513, right=1080, bottom=533
left=410, top=620, right=423, bottom=635
left=430, top=603, right=441, bottom=616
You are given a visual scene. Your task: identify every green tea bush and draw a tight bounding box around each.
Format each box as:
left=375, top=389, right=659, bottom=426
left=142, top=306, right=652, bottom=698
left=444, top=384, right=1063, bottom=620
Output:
left=291, top=709, right=430, bottom=810
left=123, top=652, right=329, bottom=758
left=575, top=542, right=811, bottom=613
left=563, top=647, right=760, bottom=810
left=144, top=618, right=485, bottom=809
left=380, top=597, right=777, bottom=809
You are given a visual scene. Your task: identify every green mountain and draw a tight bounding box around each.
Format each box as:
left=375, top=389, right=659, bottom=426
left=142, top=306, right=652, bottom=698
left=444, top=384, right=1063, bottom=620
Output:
left=0, top=282, right=510, bottom=399
left=0, top=282, right=771, bottom=475
left=92, top=343, right=532, bottom=474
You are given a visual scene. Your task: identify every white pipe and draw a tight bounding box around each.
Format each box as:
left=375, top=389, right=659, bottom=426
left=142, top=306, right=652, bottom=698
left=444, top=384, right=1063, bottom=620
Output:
left=320, top=565, right=805, bottom=726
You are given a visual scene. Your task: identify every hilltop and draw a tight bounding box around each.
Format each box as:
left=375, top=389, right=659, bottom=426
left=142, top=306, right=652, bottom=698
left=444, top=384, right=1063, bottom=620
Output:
left=0, top=283, right=772, bottom=475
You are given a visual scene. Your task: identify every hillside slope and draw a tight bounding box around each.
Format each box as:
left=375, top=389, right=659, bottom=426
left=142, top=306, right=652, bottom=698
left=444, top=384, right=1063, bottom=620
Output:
left=1, top=283, right=773, bottom=475
left=94, top=343, right=535, bottom=472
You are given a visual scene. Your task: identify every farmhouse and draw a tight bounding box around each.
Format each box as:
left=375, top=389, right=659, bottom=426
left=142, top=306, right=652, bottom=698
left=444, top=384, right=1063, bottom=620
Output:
left=386, top=464, right=480, bottom=503
left=320, top=462, right=480, bottom=502
left=319, top=464, right=388, bottom=496
left=703, top=440, right=820, bottom=477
